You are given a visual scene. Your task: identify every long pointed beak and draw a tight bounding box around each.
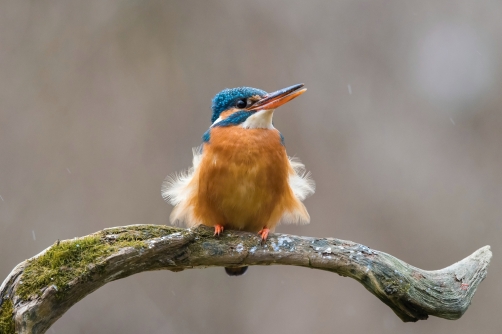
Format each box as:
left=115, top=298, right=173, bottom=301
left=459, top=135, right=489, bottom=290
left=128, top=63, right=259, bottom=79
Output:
left=247, top=83, right=307, bottom=111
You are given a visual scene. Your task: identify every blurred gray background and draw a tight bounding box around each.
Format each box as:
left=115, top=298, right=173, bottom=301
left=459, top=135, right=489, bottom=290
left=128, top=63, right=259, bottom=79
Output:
left=1, top=0, right=501, bottom=333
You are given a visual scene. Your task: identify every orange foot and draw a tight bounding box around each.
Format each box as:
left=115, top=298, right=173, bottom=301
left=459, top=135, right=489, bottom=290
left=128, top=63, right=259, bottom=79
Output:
left=214, top=224, right=224, bottom=236
left=258, top=228, right=270, bottom=243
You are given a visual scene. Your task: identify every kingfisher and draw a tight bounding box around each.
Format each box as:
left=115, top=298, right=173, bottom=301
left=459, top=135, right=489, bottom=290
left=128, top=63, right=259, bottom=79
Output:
left=162, top=83, right=315, bottom=276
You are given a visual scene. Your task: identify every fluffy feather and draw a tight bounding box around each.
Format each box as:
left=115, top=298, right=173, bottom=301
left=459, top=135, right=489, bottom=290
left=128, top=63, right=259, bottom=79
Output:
left=288, top=157, right=316, bottom=201
left=161, top=146, right=203, bottom=226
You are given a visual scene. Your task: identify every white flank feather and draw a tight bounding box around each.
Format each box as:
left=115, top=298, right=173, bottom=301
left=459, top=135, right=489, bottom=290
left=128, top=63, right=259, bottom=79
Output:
left=161, top=146, right=203, bottom=226
left=280, top=157, right=316, bottom=225
left=288, top=157, right=316, bottom=201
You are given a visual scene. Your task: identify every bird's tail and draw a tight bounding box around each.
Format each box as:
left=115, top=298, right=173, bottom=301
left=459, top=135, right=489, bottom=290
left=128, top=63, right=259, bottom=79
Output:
left=225, top=266, right=248, bottom=276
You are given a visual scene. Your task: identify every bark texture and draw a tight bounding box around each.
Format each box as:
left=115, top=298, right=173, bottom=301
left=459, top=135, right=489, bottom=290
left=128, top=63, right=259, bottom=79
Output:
left=0, top=224, right=492, bottom=334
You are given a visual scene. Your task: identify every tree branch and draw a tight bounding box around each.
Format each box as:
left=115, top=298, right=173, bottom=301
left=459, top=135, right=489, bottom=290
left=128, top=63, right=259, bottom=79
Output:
left=0, top=225, right=492, bottom=334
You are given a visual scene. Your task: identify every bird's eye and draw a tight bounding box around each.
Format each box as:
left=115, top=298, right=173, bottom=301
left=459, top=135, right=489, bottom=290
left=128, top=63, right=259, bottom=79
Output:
left=236, top=99, right=247, bottom=109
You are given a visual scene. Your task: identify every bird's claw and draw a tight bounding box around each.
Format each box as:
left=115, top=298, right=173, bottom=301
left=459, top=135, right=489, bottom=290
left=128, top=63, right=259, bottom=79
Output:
left=258, top=228, right=270, bottom=245
left=214, top=224, right=224, bottom=236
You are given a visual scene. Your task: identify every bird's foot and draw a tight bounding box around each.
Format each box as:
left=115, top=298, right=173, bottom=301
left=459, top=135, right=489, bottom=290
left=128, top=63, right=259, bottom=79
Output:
left=258, top=228, right=270, bottom=245
left=214, top=224, right=224, bottom=236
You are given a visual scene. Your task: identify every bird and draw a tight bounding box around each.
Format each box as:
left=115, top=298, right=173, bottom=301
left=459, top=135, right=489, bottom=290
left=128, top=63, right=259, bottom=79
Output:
left=162, top=83, right=315, bottom=276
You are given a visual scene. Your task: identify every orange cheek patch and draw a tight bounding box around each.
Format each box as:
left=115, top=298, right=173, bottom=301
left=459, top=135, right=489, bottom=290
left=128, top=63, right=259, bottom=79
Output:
left=219, top=108, right=239, bottom=120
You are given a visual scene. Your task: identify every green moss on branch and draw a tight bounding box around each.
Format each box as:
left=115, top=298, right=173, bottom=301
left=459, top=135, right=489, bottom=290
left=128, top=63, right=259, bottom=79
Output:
left=0, top=298, right=15, bottom=334
left=16, top=225, right=178, bottom=301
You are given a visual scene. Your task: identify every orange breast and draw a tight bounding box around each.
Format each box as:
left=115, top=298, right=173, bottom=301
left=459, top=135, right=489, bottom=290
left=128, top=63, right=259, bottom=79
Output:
left=193, top=126, right=294, bottom=232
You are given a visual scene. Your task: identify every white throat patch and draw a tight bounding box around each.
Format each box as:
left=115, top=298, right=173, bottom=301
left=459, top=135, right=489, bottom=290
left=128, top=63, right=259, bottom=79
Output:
left=241, top=109, right=275, bottom=129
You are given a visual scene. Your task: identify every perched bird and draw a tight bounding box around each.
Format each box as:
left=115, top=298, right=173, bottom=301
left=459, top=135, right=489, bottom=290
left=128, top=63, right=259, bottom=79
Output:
left=162, top=83, right=315, bottom=276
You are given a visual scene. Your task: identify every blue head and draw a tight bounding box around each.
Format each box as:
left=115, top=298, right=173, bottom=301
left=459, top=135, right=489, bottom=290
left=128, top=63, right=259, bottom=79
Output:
left=203, top=84, right=306, bottom=143
left=211, top=87, right=267, bottom=123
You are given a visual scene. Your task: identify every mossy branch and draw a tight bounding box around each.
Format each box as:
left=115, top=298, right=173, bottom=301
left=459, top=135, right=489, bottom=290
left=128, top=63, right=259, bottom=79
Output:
left=0, top=224, right=492, bottom=334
